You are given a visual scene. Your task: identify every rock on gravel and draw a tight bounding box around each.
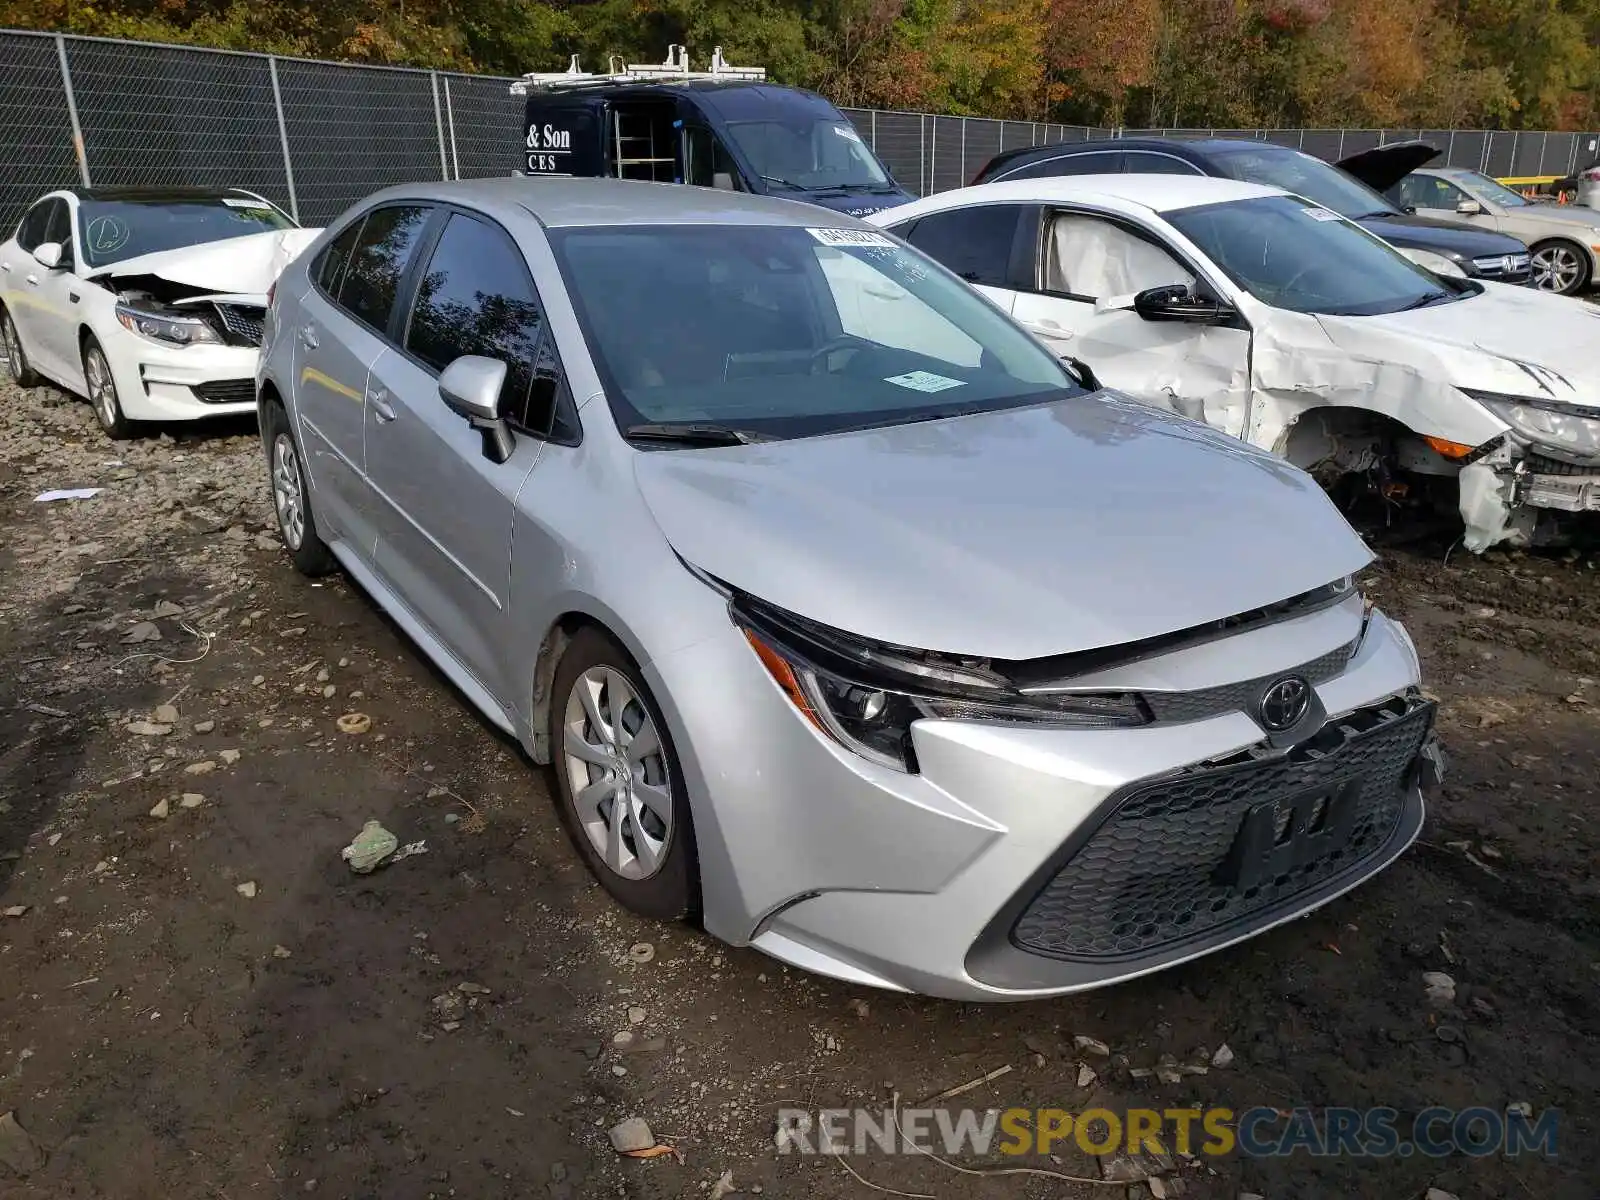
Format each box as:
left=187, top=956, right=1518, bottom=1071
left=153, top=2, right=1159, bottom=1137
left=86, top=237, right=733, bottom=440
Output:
left=0, top=1110, right=46, bottom=1175
left=608, top=1117, right=654, bottom=1152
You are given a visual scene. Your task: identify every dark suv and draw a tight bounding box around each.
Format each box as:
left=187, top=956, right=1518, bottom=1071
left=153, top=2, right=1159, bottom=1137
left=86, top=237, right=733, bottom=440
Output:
left=973, top=138, right=1533, bottom=286
left=514, top=53, right=913, bottom=218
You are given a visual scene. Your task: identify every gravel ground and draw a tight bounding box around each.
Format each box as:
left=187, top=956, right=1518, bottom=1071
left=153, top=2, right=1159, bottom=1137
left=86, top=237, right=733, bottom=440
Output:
left=0, top=380, right=1596, bottom=1200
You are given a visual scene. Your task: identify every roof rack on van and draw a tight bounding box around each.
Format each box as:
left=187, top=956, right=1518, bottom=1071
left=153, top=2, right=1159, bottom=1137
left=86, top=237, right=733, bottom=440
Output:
left=509, top=45, right=766, bottom=95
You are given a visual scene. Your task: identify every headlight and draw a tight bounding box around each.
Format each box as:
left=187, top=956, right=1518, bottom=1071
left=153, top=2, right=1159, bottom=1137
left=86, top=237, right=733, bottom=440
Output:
left=732, top=595, right=1148, bottom=772
left=1466, top=389, right=1600, bottom=459
left=115, top=304, right=223, bottom=347
left=1400, top=248, right=1467, bottom=279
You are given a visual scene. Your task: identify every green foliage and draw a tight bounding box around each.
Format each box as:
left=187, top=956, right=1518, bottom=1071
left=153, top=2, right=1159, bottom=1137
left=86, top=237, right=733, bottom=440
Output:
left=8, top=0, right=1599, bottom=129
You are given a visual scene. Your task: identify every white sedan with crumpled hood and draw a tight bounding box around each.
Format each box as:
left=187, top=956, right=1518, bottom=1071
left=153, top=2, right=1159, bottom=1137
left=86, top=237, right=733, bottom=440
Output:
left=0, top=186, right=319, bottom=438
left=873, top=175, right=1600, bottom=552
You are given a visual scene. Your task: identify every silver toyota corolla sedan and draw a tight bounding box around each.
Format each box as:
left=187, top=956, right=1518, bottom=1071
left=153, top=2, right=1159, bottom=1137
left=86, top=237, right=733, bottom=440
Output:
left=257, top=178, right=1443, bottom=1000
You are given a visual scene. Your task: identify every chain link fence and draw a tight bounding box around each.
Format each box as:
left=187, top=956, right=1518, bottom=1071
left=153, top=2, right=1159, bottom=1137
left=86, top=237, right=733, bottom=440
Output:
left=2, top=26, right=1597, bottom=236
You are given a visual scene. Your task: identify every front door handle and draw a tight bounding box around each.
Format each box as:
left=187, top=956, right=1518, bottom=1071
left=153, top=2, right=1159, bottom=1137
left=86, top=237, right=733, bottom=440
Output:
left=24, top=274, right=39, bottom=287
left=298, top=325, right=318, bottom=350
left=369, top=388, right=397, bottom=422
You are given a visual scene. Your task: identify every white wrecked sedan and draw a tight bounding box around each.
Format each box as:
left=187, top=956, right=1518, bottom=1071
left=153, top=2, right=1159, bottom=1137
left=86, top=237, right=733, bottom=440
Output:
left=0, top=187, right=319, bottom=438
left=872, top=176, right=1600, bottom=552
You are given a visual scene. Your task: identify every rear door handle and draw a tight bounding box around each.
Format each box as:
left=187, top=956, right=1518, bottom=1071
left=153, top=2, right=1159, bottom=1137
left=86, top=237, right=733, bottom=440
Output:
left=24, top=274, right=39, bottom=287
left=1023, top=319, right=1069, bottom=337
left=298, top=325, right=318, bottom=350
left=369, top=387, right=397, bottom=422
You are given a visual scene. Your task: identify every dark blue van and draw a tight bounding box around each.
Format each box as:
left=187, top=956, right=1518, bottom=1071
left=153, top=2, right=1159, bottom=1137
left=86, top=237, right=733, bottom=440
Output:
left=513, top=48, right=914, bottom=218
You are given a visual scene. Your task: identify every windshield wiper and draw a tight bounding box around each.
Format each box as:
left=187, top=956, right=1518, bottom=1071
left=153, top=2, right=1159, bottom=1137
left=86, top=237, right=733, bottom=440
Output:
left=1353, top=209, right=1399, bottom=219
left=624, top=422, right=770, bottom=447
left=759, top=174, right=804, bottom=191
left=1397, top=289, right=1454, bottom=311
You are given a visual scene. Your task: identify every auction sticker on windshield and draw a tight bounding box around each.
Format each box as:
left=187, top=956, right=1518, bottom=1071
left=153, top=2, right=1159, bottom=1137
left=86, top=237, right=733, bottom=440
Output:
left=809, top=228, right=896, bottom=248
left=885, top=371, right=967, bottom=393
left=1304, top=207, right=1342, bottom=221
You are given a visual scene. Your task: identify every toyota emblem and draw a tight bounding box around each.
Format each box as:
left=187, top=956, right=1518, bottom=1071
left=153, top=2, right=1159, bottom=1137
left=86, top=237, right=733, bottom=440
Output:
left=1258, top=676, right=1311, bottom=732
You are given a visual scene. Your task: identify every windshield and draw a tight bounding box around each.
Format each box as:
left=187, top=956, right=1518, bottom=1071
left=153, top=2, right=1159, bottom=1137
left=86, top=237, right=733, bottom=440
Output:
left=549, top=224, right=1079, bottom=441
left=1456, top=171, right=1531, bottom=208
left=78, top=195, right=295, bottom=268
left=723, top=120, right=892, bottom=192
left=1209, top=147, right=1396, bottom=218
left=1166, top=195, right=1468, bottom=317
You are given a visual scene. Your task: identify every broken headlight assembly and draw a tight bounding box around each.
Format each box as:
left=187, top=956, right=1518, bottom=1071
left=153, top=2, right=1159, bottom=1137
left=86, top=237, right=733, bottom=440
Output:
left=1466, top=390, right=1600, bottom=461
left=115, top=302, right=223, bottom=347
left=731, top=595, right=1149, bottom=772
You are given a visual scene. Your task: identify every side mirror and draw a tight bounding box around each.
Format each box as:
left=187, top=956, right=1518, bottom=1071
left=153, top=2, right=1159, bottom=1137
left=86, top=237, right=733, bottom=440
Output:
left=1132, top=283, right=1233, bottom=324
left=32, top=242, right=63, bottom=270
left=1402, top=204, right=1418, bottom=215
left=1456, top=199, right=1483, bottom=216
left=439, top=355, right=514, bottom=463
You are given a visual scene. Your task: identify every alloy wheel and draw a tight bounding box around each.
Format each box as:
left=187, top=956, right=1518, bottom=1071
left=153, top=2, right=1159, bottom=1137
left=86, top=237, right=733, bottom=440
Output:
left=2, top=315, right=20, bottom=384
left=271, top=433, right=306, bottom=550
left=561, top=666, right=673, bottom=881
left=85, top=349, right=118, bottom=429
left=1531, top=244, right=1584, bottom=293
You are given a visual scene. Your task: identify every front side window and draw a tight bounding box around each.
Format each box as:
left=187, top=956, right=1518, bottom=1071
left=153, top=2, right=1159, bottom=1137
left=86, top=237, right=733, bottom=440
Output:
left=43, top=201, right=74, bottom=268
left=1397, top=174, right=1469, bottom=210
left=1044, top=213, right=1194, bottom=299
left=1167, top=194, right=1465, bottom=316
left=549, top=224, right=1079, bottom=442
left=337, top=205, right=431, bottom=332
left=1124, top=153, right=1203, bottom=176
left=684, top=126, right=743, bottom=191
left=76, top=194, right=295, bottom=269
left=999, top=151, right=1123, bottom=181
left=15, top=200, right=54, bottom=253
left=723, top=119, right=891, bottom=192
left=405, top=212, right=559, bottom=435
left=1209, top=147, right=1396, bottom=220
left=899, top=205, right=1022, bottom=287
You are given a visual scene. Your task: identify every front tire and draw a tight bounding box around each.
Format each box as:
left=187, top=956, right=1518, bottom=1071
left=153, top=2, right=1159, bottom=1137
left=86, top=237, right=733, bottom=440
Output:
left=1530, top=239, right=1591, bottom=295
left=2, top=308, right=40, bottom=388
left=548, top=628, right=700, bottom=922
left=82, top=336, right=135, bottom=439
left=262, top=398, right=336, bottom=577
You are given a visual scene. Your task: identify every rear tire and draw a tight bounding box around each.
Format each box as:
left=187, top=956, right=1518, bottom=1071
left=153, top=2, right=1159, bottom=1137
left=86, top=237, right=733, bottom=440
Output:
left=1530, top=239, right=1591, bottom=295
left=82, top=336, right=135, bottom=440
left=2, top=308, right=41, bottom=388
left=548, top=627, right=700, bottom=923
left=262, top=398, right=337, bottom=577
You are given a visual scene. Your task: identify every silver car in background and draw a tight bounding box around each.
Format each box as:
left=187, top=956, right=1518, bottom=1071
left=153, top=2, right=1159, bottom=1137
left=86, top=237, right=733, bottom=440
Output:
left=257, top=178, right=1442, bottom=1000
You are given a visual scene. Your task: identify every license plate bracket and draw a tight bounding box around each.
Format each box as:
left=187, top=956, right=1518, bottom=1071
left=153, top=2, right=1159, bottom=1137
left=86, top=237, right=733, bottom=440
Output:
left=1215, top=779, right=1363, bottom=891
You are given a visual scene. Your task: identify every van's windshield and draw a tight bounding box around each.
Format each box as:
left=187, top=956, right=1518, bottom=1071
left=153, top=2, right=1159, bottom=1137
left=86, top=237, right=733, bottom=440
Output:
left=723, top=120, right=895, bottom=194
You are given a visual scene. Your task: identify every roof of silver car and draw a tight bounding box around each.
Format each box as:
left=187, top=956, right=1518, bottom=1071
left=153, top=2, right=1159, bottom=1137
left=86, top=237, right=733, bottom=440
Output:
left=370, top=177, right=857, bottom=230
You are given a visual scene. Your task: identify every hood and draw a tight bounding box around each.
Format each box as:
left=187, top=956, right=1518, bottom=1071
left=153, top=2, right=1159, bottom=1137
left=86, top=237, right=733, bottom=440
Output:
left=1337, top=140, right=1440, bottom=192
left=800, top=190, right=915, bottom=220
left=633, top=395, right=1372, bottom=660
left=87, top=227, right=322, bottom=293
left=1318, top=285, right=1600, bottom=409
left=1355, top=212, right=1529, bottom=257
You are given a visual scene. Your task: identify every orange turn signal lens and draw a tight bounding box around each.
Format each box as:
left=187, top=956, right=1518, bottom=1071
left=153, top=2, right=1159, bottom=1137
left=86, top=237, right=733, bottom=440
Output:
left=741, top=627, right=822, bottom=730
left=1423, top=436, right=1476, bottom=460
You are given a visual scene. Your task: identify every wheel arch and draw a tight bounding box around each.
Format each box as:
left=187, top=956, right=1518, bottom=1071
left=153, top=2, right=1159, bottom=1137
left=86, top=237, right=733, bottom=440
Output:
left=528, top=610, right=623, bottom=765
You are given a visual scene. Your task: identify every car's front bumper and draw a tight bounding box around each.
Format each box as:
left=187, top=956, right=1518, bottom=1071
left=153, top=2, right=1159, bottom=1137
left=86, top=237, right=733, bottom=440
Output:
left=650, top=595, right=1432, bottom=1001
left=104, top=327, right=260, bottom=421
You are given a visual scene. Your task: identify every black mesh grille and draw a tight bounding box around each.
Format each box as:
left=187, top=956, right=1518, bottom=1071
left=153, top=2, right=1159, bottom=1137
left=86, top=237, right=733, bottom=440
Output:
left=1011, top=698, right=1433, bottom=962
left=1524, top=452, right=1600, bottom=477
left=1143, top=638, right=1356, bottom=724
left=192, top=378, right=256, bottom=406
left=212, top=303, right=264, bottom=347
